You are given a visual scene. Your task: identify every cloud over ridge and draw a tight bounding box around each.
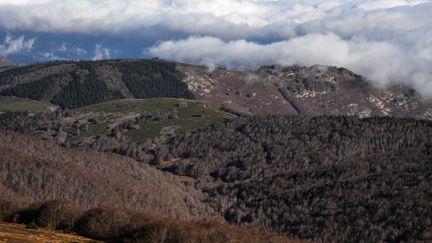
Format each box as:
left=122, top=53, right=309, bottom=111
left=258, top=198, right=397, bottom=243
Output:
left=0, top=34, right=35, bottom=56
left=147, top=34, right=432, bottom=96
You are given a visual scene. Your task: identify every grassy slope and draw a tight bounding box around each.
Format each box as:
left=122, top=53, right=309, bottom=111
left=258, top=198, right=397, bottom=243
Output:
left=0, top=222, right=97, bottom=243
left=0, top=96, right=53, bottom=113
left=75, top=98, right=235, bottom=140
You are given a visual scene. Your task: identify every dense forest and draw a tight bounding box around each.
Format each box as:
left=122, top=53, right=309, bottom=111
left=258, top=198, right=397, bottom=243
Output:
left=0, top=60, right=195, bottom=108
left=154, top=116, right=432, bottom=241
left=0, top=74, right=61, bottom=101
left=111, top=60, right=194, bottom=99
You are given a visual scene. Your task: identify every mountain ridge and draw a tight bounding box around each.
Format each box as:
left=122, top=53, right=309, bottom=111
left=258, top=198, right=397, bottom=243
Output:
left=0, top=59, right=431, bottom=119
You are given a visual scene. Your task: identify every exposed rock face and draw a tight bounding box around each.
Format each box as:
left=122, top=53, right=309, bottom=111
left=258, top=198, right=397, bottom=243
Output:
left=95, top=64, right=134, bottom=98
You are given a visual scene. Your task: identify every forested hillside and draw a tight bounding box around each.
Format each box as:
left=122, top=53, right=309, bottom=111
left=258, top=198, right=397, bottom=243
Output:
left=0, top=98, right=234, bottom=162
left=0, top=131, right=215, bottom=220
left=0, top=98, right=431, bottom=241
left=0, top=131, right=292, bottom=243
left=154, top=116, right=432, bottom=241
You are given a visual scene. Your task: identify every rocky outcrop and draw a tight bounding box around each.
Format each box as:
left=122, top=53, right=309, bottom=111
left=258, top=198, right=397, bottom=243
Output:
left=180, top=64, right=432, bottom=119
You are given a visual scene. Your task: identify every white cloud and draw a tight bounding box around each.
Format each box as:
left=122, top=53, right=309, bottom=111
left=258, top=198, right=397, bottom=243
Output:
left=56, top=43, right=87, bottom=56
left=357, top=0, right=428, bottom=10
left=38, top=43, right=88, bottom=61
left=0, top=1, right=428, bottom=38
left=93, top=44, right=111, bottom=60
left=39, top=51, right=62, bottom=61
left=75, top=47, right=87, bottom=56
left=56, top=43, right=68, bottom=52
left=0, top=33, right=35, bottom=56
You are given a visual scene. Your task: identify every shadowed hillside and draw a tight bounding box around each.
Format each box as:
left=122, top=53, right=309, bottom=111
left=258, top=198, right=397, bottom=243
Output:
left=0, top=60, right=194, bottom=108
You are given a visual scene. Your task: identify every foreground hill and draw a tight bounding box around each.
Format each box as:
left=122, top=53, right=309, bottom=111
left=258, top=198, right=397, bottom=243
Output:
left=0, top=203, right=291, bottom=243
left=154, top=116, right=432, bottom=241
left=0, top=131, right=216, bottom=220
left=0, top=59, right=431, bottom=119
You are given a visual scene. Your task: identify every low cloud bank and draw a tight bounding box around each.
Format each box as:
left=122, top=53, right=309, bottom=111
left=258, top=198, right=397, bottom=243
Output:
left=147, top=34, right=432, bottom=97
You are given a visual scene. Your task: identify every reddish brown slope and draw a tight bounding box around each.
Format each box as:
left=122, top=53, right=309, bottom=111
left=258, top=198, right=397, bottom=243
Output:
left=180, top=64, right=432, bottom=119
left=180, top=65, right=298, bottom=115
left=0, top=131, right=216, bottom=220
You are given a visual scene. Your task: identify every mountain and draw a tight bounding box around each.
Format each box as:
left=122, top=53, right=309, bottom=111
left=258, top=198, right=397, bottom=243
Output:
left=0, top=59, right=431, bottom=119
left=0, top=59, right=431, bottom=242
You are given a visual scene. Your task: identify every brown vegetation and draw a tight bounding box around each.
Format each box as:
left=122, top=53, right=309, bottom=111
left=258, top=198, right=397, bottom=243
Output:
left=0, top=131, right=216, bottom=220
left=0, top=200, right=293, bottom=243
left=0, top=222, right=96, bottom=243
left=1, top=104, right=432, bottom=241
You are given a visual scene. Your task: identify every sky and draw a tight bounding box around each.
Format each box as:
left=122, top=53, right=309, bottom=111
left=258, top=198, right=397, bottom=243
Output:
left=0, top=0, right=431, bottom=95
